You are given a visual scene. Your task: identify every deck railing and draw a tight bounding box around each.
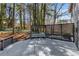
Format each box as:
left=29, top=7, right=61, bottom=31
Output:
left=31, top=23, right=75, bottom=42
left=0, top=23, right=75, bottom=50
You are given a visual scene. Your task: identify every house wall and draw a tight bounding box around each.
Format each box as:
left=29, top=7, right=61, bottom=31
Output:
left=72, top=3, right=79, bottom=49
left=72, top=4, right=77, bottom=27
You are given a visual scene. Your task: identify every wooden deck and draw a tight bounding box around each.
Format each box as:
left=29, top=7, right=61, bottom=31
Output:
left=0, top=39, right=78, bottom=56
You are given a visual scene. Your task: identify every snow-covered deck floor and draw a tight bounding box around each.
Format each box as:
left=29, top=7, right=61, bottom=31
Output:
left=0, top=38, right=79, bottom=56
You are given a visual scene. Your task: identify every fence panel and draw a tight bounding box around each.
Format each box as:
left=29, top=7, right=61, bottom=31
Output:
left=46, top=25, right=52, bottom=35
left=62, top=23, right=74, bottom=35
left=52, top=24, right=61, bottom=35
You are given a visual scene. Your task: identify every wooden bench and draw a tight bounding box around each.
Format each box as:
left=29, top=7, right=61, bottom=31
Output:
left=13, top=33, right=30, bottom=41
left=0, top=32, right=30, bottom=50
left=0, top=35, right=13, bottom=50
left=19, top=34, right=30, bottom=41
left=13, top=34, right=24, bottom=41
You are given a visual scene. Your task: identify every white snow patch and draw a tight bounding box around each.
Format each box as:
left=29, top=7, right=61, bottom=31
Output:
left=38, top=51, right=46, bottom=56
left=0, top=38, right=79, bottom=56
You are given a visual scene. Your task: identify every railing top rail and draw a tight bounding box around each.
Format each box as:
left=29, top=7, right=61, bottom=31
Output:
left=31, top=23, right=74, bottom=26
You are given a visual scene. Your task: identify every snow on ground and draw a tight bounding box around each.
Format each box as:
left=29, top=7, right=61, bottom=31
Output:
left=0, top=38, right=79, bottom=56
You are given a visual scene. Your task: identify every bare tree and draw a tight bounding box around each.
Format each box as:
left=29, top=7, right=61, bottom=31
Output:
left=46, top=3, right=69, bottom=34
left=12, top=3, right=15, bottom=34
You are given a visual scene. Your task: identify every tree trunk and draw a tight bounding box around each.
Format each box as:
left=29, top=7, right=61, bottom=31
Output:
left=23, top=4, right=26, bottom=29
left=12, top=3, right=15, bottom=34
left=0, top=4, right=3, bottom=30
left=19, top=9, right=23, bottom=30
left=52, top=4, right=57, bottom=34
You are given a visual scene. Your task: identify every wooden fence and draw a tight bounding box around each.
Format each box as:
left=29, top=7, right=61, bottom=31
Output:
left=31, top=23, right=74, bottom=35
left=31, top=23, right=75, bottom=42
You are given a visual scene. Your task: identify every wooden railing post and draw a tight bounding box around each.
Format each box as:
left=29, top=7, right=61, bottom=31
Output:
left=61, top=24, right=62, bottom=37
left=51, top=25, right=52, bottom=35
left=73, top=23, right=75, bottom=42
left=0, top=40, right=4, bottom=50
left=11, top=37, right=14, bottom=43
